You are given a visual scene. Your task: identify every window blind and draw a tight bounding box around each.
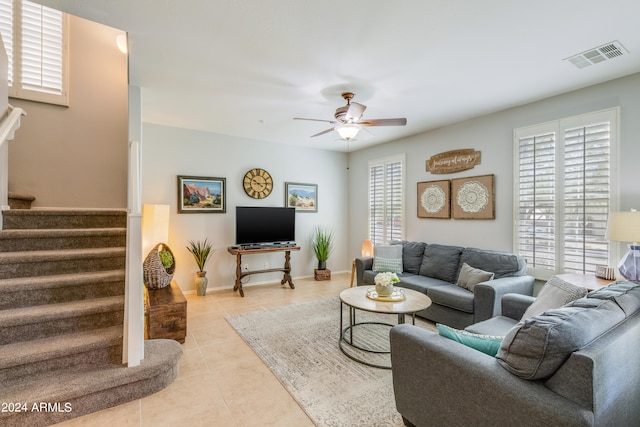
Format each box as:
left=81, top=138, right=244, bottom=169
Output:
left=369, top=155, right=404, bottom=246
left=0, top=0, right=68, bottom=105
left=514, top=108, right=617, bottom=279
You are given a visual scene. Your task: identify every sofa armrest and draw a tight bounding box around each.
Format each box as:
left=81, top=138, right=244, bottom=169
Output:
left=501, top=293, right=536, bottom=320
left=390, top=324, right=591, bottom=427
left=355, top=256, right=373, bottom=286
left=473, top=275, right=534, bottom=323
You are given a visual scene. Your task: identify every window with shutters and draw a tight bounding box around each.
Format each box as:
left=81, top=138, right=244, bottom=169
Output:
left=0, top=0, right=68, bottom=106
left=369, top=154, right=405, bottom=246
left=513, top=108, right=618, bottom=279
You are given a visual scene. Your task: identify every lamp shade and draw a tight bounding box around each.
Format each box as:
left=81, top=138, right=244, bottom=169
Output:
left=335, top=123, right=361, bottom=141
left=361, top=239, right=374, bottom=257
left=605, top=211, right=640, bottom=244
left=142, top=204, right=170, bottom=256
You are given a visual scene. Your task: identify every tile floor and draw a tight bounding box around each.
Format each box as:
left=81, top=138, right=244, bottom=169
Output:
left=54, top=272, right=352, bottom=427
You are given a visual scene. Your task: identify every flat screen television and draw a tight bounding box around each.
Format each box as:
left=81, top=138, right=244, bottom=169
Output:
left=235, top=206, right=296, bottom=247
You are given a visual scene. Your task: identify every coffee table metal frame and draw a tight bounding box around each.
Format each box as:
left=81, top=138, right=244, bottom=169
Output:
left=339, top=286, right=431, bottom=369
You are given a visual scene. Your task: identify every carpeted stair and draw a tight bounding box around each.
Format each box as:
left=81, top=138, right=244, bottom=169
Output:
left=0, top=209, right=182, bottom=426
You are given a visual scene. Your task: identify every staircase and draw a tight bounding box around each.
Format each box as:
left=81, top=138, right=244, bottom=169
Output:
left=0, top=209, right=182, bottom=426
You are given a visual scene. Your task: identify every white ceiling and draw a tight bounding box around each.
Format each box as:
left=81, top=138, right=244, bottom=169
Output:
left=35, top=0, right=640, bottom=152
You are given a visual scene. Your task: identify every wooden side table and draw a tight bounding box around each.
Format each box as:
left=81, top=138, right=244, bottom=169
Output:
left=554, top=273, right=614, bottom=291
left=144, top=280, right=187, bottom=343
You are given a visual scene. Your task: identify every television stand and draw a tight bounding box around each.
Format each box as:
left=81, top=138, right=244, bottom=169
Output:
left=227, top=246, right=301, bottom=297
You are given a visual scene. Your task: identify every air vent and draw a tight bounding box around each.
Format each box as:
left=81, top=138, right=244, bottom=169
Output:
left=565, top=41, right=628, bottom=69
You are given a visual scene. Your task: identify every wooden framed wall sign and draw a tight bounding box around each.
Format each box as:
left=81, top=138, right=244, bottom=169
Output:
left=426, top=149, right=481, bottom=174
left=452, top=174, right=494, bottom=219
left=417, top=180, right=451, bottom=218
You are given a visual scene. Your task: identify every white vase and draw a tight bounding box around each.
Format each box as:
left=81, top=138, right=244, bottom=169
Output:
left=196, top=271, right=208, bottom=296
left=375, top=283, right=394, bottom=297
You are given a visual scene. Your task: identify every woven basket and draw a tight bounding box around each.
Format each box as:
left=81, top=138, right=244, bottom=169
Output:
left=314, top=269, right=331, bottom=281
left=143, top=243, right=176, bottom=289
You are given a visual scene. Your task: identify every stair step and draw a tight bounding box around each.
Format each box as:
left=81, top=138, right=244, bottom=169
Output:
left=0, top=228, right=126, bottom=252
left=7, top=192, right=35, bottom=210
left=0, top=326, right=123, bottom=382
left=1, top=209, right=126, bottom=230
left=0, top=247, right=126, bottom=279
left=0, top=296, right=124, bottom=345
left=0, top=339, right=182, bottom=427
left=0, top=270, right=126, bottom=310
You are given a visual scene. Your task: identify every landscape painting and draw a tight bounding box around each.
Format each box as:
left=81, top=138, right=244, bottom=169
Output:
left=285, top=182, right=317, bottom=212
left=178, top=176, right=226, bottom=213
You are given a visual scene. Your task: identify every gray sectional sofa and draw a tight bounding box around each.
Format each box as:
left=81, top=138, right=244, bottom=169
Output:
left=355, top=241, right=534, bottom=328
left=390, top=281, right=640, bottom=427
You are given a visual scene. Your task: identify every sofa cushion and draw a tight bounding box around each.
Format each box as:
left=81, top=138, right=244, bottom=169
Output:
left=456, top=262, right=495, bottom=291
left=419, top=244, right=463, bottom=283
left=587, top=280, right=640, bottom=315
left=372, top=245, right=403, bottom=273
left=496, top=296, right=627, bottom=380
left=459, top=248, right=525, bottom=279
left=400, top=241, right=426, bottom=274
left=397, top=274, right=450, bottom=294
left=437, top=323, right=504, bottom=356
left=521, top=276, right=587, bottom=320
left=427, top=285, right=474, bottom=313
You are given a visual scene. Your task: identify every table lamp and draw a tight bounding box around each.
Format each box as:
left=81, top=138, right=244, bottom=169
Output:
left=605, top=210, right=640, bottom=281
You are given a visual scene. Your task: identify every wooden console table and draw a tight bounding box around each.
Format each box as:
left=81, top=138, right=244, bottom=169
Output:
left=227, top=246, right=301, bottom=297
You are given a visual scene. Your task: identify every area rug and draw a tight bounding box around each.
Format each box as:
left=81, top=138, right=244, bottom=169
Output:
left=226, top=297, right=436, bottom=427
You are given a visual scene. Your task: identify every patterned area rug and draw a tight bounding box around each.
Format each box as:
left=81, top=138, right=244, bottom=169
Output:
left=226, top=296, right=436, bottom=427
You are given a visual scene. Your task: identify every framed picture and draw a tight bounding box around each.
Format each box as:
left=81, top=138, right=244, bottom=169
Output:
left=177, top=175, right=226, bottom=213
left=417, top=180, right=451, bottom=218
left=285, top=182, right=317, bottom=212
left=452, top=174, right=495, bottom=219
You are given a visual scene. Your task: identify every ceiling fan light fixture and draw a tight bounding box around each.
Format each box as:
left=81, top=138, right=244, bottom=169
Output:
left=335, top=123, right=361, bottom=141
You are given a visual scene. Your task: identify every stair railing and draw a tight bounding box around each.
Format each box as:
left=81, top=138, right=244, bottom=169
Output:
left=0, top=105, right=27, bottom=229
left=123, top=138, right=144, bottom=366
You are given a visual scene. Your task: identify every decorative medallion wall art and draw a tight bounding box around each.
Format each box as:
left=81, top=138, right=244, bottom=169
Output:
left=417, top=180, right=451, bottom=219
left=452, top=174, right=495, bottom=219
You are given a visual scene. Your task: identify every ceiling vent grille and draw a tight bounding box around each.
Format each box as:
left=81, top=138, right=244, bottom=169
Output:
left=565, top=41, right=628, bottom=69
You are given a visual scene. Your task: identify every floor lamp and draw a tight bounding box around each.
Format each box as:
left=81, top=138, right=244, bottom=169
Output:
left=605, top=210, right=640, bottom=281
left=350, top=240, right=374, bottom=287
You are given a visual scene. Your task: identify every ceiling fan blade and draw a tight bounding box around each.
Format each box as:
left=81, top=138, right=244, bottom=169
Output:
left=310, top=127, right=336, bottom=138
left=358, top=118, right=407, bottom=127
left=294, top=117, right=338, bottom=124
left=345, top=102, right=366, bottom=122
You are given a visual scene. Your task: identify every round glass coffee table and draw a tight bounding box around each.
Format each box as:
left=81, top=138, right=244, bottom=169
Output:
left=339, top=286, right=431, bottom=369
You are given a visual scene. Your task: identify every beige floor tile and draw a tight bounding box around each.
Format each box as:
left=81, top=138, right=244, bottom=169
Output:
left=176, top=347, right=209, bottom=379
left=53, top=400, right=140, bottom=427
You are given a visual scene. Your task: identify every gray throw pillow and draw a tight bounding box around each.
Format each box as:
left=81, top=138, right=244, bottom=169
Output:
left=419, top=244, right=463, bottom=283
left=372, top=245, right=403, bottom=274
left=456, top=262, right=495, bottom=291
left=521, top=276, right=588, bottom=320
left=401, top=242, right=426, bottom=274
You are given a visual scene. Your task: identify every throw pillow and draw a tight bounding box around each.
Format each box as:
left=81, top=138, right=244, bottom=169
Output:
left=372, top=245, right=403, bottom=274
left=437, top=323, right=504, bottom=357
left=418, top=244, right=463, bottom=283
left=521, top=276, right=588, bottom=320
left=456, top=262, right=495, bottom=291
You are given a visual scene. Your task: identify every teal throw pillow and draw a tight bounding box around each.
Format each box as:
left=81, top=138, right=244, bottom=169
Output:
left=372, top=245, right=403, bottom=274
left=437, top=323, right=504, bottom=357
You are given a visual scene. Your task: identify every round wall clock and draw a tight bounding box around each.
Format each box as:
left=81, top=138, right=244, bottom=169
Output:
left=243, top=168, right=273, bottom=199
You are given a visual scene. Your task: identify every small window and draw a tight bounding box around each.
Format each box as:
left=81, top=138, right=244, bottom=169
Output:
left=0, top=0, right=68, bottom=106
left=369, top=154, right=405, bottom=245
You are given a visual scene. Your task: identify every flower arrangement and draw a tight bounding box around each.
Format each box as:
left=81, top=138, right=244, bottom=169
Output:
left=374, top=272, right=400, bottom=296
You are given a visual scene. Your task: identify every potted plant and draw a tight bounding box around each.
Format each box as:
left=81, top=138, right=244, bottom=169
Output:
left=312, top=226, right=334, bottom=280
left=186, top=238, right=213, bottom=296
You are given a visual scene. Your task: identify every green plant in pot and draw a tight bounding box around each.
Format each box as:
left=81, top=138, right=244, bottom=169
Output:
left=312, top=226, right=334, bottom=270
left=186, top=238, right=213, bottom=296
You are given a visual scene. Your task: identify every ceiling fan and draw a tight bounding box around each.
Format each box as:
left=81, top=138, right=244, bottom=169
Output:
left=294, top=92, right=407, bottom=141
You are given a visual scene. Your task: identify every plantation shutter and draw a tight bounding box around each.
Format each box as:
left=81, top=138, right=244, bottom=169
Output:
left=369, top=155, right=404, bottom=246
left=563, top=121, right=611, bottom=273
left=515, top=131, right=556, bottom=274
left=514, top=108, right=617, bottom=279
left=0, top=0, right=68, bottom=105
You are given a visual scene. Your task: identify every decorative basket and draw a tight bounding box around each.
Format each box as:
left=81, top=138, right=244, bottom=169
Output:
left=314, top=269, right=331, bottom=281
left=143, top=243, right=176, bottom=289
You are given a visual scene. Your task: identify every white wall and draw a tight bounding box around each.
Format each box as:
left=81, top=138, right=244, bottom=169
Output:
left=9, top=16, right=128, bottom=208
left=348, top=72, right=640, bottom=261
left=141, top=123, right=349, bottom=293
